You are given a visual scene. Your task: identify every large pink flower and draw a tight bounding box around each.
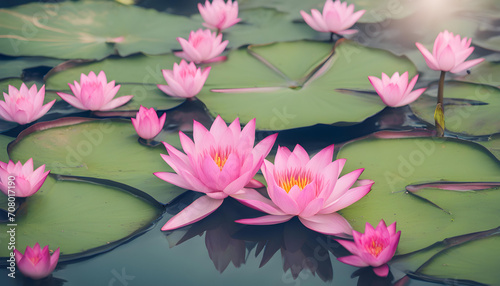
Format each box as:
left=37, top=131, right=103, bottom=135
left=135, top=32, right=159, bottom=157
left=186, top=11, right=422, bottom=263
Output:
left=157, top=60, right=211, bottom=98
left=234, top=144, right=373, bottom=235
left=0, top=83, right=55, bottom=125
left=154, top=116, right=277, bottom=231
left=131, top=106, right=166, bottom=140
left=368, top=72, right=426, bottom=107
left=300, top=0, right=365, bottom=35
left=0, top=158, right=50, bottom=197
left=336, top=220, right=401, bottom=277
left=415, top=30, right=484, bottom=74
left=198, top=0, right=241, bottom=31
left=174, top=29, right=228, bottom=64
left=57, top=71, right=133, bottom=111
left=14, top=243, right=60, bottom=280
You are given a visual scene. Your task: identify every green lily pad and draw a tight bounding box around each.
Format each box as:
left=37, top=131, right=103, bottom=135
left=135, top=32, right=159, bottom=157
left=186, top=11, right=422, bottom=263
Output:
left=477, top=134, right=500, bottom=161
left=0, top=2, right=199, bottom=60
left=337, top=136, right=500, bottom=254
left=415, top=233, right=500, bottom=285
left=455, top=61, right=500, bottom=87
left=0, top=57, right=64, bottom=80
left=238, top=0, right=416, bottom=23
left=8, top=118, right=186, bottom=204
left=410, top=81, right=500, bottom=136
left=0, top=175, right=161, bottom=259
left=198, top=39, right=416, bottom=130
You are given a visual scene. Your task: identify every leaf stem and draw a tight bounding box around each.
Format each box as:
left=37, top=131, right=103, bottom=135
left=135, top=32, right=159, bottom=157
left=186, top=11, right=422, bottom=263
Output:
left=434, top=71, right=446, bottom=137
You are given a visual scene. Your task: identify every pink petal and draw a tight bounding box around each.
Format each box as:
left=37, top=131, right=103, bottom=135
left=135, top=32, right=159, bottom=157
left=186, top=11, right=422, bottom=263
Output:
left=231, top=188, right=284, bottom=215
left=298, top=213, right=352, bottom=235
left=161, top=196, right=223, bottom=231
left=236, top=214, right=294, bottom=225
left=337, top=255, right=370, bottom=267
left=373, top=264, right=390, bottom=277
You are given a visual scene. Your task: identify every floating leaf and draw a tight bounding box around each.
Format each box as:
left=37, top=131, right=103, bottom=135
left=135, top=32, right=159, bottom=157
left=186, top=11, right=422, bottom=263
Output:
left=337, top=136, right=500, bottom=254
left=198, top=39, right=416, bottom=130
left=8, top=118, right=186, bottom=204
left=0, top=175, right=162, bottom=259
left=410, top=81, right=500, bottom=136
left=0, top=2, right=199, bottom=60
left=0, top=57, right=63, bottom=80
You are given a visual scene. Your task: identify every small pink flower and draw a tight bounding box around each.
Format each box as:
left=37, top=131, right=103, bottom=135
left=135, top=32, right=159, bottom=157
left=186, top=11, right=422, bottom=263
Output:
left=416, top=30, right=484, bottom=74
left=368, top=72, right=426, bottom=107
left=0, top=158, right=50, bottom=197
left=234, top=144, right=374, bottom=236
left=131, top=106, right=166, bottom=140
left=154, top=115, right=277, bottom=231
left=14, top=243, right=60, bottom=280
left=300, top=0, right=365, bottom=35
left=175, top=29, right=228, bottom=64
left=198, top=0, right=241, bottom=31
left=57, top=71, right=133, bottom=111
left=336, top=220, right=401, bottom=277
left=0, top=83, right=55, bottom=125
left=157, top=60, right=211, bottom=98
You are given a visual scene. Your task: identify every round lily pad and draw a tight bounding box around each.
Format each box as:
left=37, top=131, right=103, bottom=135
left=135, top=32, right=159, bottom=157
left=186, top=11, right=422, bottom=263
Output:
left=0, top=175, right=162, bottom=259
left=337, top=135, right=500, bottom=254
left=198, top=39, right=416, bottom=130
left=8, top=118, right=186, bottom=204
left=410, top=81, right=500, bottom=136
left=0, top=1, right=199, bottom=60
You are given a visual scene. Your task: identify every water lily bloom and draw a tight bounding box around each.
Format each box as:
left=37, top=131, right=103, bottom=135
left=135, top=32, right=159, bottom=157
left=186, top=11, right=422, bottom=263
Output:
left=368, top=72, right=426, bottom=107
left=0, top=158, right=50, bottom=197
left=157, top=60, right=211, bottom=98
left=131, top=106, right=166, bottom=140
left=0, top=83, right=55, bottom=125
left=415, top=30, right=484, bottom=73
left=154, top=116, right=277, bottom=231
left=336, top=220, right=401, bottom=277
left=175, top=29, right=228, bottom=64
left=300, top=0, right=365, bottom=35
left=234, top=144, right=374, bottom=235
left=57, top=71, right=133, bottom=111
left=198, top=0, right=241, bottom=31
left=14, top=243, right=60, bottom=280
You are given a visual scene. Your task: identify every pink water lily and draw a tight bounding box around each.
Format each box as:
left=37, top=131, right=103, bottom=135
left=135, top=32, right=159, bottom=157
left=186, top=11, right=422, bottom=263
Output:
left=234, top=144, right=374, bottom=235
left=131, top=106, right=166, bottom=140
left=368, top=72, right=426, bottom=107
left=157, top=60, right=211, bottom=98
left=154, top=115, right=277, bottom=231
left=198, top=0, right=241, bottom=31
left=0, top=83, right=55, bottom=125
left=415, top=30, right=484, bottom=73
left=300, top=0, right=365, bottom=35
left=175, top=29, right=228, bottom=64
left=0, top=158, right=50, bottom=197
left=14, top=243, right=60, bottom=280
left=336, top=220, right=401, bottom=277
left=57, top=71, right=133, bottom=111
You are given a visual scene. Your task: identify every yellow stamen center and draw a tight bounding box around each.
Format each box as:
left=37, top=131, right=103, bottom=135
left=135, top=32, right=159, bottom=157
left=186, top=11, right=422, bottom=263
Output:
left=211, top=149, right=230, bottom=171
left=278, top=171, right=311, bottom=193
left=29, top=255, right=41, bottom=266
left=366, top=238, right=385, bottom=258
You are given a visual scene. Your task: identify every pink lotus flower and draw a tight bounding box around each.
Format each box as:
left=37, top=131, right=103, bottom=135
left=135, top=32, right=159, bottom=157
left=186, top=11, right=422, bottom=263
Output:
left=157, top=60, right=211, bottom=98
left=0, top=84, right=55, bottom=125
left=154, top=115, right=277, bottom=231
left=0, top=158, right=50, bottom=197
left=57, top=71, right=133, bottom=111
left=14, top=243, right=60, bottom=280
left=300, top=0, right=365, bottom=35
left=131, top=106, right=166, bottom=140
left=336, top=220, right=401, bottom=277
left=198, top=0, right=241, bottom=31
left=234, top=144, right=374, bottom=235
left=175, top=29, right=228, bottom=64
left=415, top=30, right=484, bottom=73
left=368, top=72, right=426, bottom=107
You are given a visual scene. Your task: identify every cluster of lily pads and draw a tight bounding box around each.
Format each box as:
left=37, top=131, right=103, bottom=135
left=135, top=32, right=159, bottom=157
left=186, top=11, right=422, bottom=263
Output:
left=0, top=0, right=499, bottom=285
